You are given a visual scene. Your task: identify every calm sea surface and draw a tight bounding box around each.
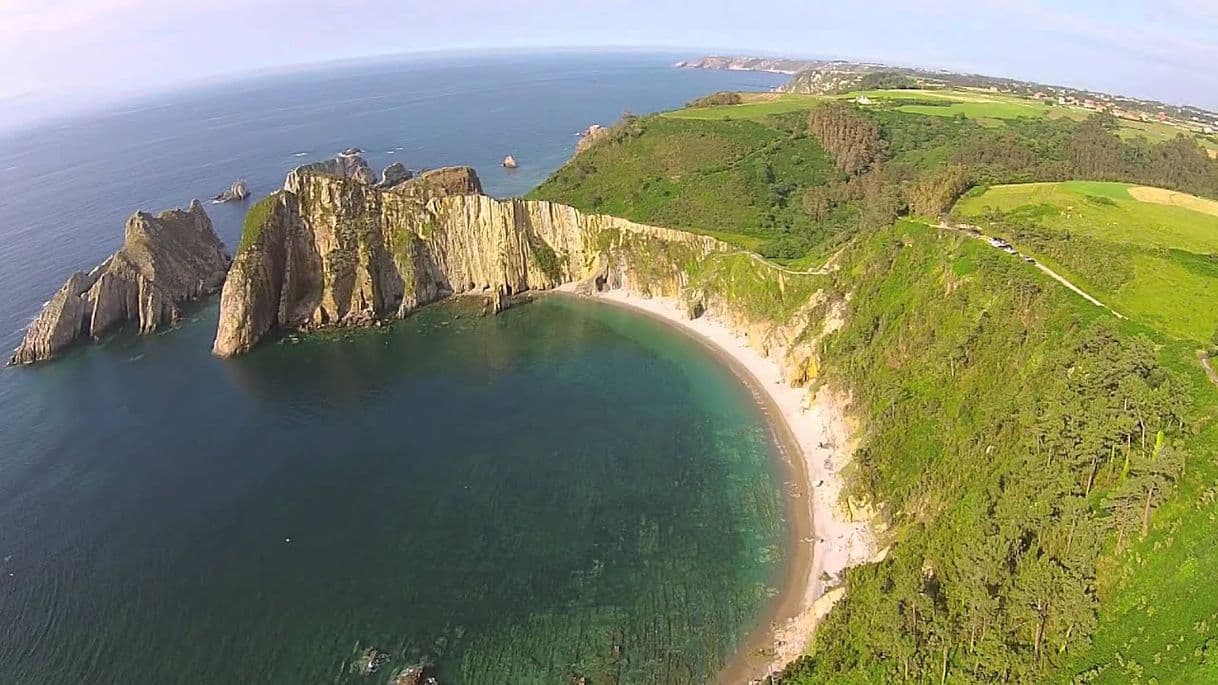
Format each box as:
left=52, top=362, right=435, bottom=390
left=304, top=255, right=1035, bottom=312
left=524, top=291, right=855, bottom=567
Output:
left=0, top=52, right=789, bottom=683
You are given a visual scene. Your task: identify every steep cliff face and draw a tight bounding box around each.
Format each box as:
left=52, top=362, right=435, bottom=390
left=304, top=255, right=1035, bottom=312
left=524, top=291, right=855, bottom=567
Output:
left=213, top=167, right=732, bottom=357
left=10, top=200, right=230, bottom=364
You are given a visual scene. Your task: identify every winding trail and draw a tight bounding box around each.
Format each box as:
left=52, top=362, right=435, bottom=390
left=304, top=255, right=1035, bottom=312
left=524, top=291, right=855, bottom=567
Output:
left=934, top=222, right=1126, bottom=319
left=716, top=246, right=843, bottom=276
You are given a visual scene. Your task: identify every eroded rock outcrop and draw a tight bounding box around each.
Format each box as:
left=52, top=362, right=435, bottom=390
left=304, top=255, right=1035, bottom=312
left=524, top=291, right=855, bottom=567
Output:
left=213, top=179, right=249, bottom=203
left=575, top=124, right=609, bottom=154
left=10, top=201, right=230, bottom=364
left=293, top=151, right=377, bottom=186
left=378, top=162, right=412, bottom=189
left=213, top=165, right=721, bottom=357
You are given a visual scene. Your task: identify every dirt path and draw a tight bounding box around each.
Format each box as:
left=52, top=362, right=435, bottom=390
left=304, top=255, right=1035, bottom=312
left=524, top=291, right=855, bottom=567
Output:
left=719, top=246, right=843, bottom=276
left=1199, top=351, right=1218, bottom=386
left=935, top=222, right=1126, bottom=319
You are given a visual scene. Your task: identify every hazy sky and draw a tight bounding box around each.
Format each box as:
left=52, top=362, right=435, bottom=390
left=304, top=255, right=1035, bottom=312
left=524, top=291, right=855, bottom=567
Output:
left=2, top=0, right=1217, bottom=114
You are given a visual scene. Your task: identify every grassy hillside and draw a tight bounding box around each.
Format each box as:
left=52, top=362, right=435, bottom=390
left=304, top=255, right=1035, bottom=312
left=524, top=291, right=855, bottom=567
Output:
left=532, top=95, right=1218, bottom=268
left=528, top=113, right=846, bottom=263
left=953, top=181, right=1218, bottom=342
left=778, top=220, right=1216, bottom=684
left=669, top=88, right=1215, bottom=150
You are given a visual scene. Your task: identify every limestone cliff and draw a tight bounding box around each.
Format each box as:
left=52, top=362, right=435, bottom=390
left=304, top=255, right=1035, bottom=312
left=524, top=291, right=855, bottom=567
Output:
left=213, top=166, right=729, bottom=357
left=293, top=150, right=377, bottom=186
left=10, top=201, right=230, bottom=365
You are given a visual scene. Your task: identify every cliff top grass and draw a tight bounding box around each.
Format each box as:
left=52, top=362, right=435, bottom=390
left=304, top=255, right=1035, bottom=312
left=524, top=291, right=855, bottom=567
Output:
left=238, top=194, right=279, bottom=253
left=664, top=93, right=822, bottom=121
left=528, top=113, right=841, bottom=262
left=954, top=181, right=1218, bottom=341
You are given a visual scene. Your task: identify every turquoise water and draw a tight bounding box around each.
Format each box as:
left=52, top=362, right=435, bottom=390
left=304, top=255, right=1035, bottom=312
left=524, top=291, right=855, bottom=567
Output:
left=0, top=53, right=790, bottom=683
left=0, top=297, right=787, bottom=683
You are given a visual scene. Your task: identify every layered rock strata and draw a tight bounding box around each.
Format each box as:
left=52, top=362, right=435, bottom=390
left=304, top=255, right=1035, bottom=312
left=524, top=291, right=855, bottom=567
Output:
left=212, top=165, right=725, bottom=357
left=10, top=201, right=230, bottom=364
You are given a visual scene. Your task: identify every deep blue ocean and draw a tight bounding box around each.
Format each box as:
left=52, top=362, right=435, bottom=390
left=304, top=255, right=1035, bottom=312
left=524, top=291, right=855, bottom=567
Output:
left=0, top=52, right=789, bottom=683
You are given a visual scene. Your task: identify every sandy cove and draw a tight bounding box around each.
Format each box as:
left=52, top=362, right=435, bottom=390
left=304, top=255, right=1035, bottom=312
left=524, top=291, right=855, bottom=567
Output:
left=565, top=288, right=878, bottom=683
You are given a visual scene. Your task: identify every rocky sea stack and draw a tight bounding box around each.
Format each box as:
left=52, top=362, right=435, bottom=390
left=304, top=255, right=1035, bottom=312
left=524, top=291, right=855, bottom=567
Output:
left=213, top=179, right=249, bottom=203
left=10, top=201, right=230, bottom=365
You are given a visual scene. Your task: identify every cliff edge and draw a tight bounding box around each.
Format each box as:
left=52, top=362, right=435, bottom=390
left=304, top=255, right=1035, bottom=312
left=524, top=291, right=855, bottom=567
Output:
left=10, top=200, right=230, bottom=364
left=213, top=164, right=727, bottom=357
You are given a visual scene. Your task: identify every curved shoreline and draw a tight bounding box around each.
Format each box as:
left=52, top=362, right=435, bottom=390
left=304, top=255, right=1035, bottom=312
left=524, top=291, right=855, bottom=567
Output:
left=563, top=289, right=876, bottom=683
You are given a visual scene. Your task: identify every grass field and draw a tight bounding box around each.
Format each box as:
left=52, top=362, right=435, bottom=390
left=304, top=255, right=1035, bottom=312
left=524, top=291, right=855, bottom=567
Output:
left=664, top=93, right=819, bottom=121
left=665, top=87, right=1216, bottom=155
left=954, top=181, right=1218, bottom=342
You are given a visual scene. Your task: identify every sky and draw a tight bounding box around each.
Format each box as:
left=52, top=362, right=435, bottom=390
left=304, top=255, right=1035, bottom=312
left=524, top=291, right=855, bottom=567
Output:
left=2, top=0, right=1217, bottom=124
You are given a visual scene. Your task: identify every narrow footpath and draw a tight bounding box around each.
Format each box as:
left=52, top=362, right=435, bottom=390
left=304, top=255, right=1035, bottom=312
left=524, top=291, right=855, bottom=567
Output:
left=934, top=222, right=1126, bottom=319
left=1199, top=351, right=1218, bottom=386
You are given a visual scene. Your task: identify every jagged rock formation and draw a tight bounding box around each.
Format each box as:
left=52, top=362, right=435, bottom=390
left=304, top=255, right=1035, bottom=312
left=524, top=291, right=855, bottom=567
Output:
left=295, top=151, right=377, bottom=186
left=213, top=165, right=724, bottom=357
left=213, top=179, right=249, bottom=203
left=10, top=201, right=230, bottom=364
left=575, top=124, right=609, bottom=154
left=502, top=155, right=518, bottom=169
left=378, top=162, right=412, bottom=189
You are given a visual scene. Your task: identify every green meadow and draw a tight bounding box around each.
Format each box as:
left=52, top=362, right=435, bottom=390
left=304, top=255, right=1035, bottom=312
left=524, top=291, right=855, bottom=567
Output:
left=954, top=181, right=1218, bottom=342
left=663, top=94, right=820, bottom=121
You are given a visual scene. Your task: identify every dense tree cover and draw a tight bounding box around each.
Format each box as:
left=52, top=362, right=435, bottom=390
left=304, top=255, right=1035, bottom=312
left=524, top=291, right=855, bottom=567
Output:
left=780, top=222, right=1194, bottom=683
left=850, top=71, right=920, bottom=91
left=808, top=102, right=889, bottom=176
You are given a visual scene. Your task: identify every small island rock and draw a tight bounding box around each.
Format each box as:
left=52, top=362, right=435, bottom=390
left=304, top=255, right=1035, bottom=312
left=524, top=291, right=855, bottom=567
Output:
left=212, top=179, right=249, bottom=203
left=501, top=155, right=518, bottom=169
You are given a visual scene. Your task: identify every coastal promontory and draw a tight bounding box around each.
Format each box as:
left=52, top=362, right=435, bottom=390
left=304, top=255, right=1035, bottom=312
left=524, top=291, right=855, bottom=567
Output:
left=212, top=157, right=730, bottom=357
left=9, top=201, right=230, bottom=364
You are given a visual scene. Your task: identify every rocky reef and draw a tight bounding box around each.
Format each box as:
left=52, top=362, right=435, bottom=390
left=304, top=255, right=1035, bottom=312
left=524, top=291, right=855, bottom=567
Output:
left=212, top=179, right=249, bottom=203
left=212, top=163, right=727, bottom=357
left=10, top=201, right=230, bottom=364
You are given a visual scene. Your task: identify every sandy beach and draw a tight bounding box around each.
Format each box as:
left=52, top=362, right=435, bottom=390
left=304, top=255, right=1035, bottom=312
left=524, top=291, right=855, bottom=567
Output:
left=569, top=288, right=877, bottom=683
